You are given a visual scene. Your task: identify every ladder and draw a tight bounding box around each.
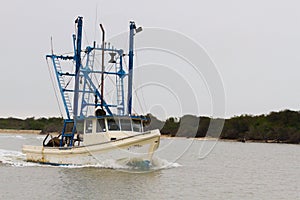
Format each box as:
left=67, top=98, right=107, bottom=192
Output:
left=54, top=58, right=73, bottom=119
left=116, top=63, right=124, bottom=115
left=52, top=57, right=76, bottom=147
left=60, top=119, right=76, bottom=147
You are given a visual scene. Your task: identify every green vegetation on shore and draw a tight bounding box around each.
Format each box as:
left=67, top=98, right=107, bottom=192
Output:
left=0, top=117, right=63, bottom=134
left=221, top=109, right=300, bottom=144
left=157, top=109, right=300, bottom=144
left=0, top=109, right=299, bottom=144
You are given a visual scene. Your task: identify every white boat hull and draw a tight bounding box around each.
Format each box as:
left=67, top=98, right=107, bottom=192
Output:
left=22, top=130, right=160, bottom=166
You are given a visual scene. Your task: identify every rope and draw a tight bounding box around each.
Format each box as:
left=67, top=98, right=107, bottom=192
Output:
left=84, top=29, right=90, bottom=46
left=133, top=50, right=146, bottom=114
left=46, top=58, right=64, bottom=118
left=65, top=77, right=72, bottom=88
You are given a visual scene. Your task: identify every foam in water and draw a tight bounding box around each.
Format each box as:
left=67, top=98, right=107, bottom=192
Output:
left=53, top=157, right=181, bottom=171
left=151, top=157, right=182, bottom=170
left=0, top=148, right=181, bottom=171
left=0, top=149, right=41, bottom=167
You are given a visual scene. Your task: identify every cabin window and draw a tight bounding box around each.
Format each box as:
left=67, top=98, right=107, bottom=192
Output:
left=96, top=119, right=106, bottom=132
left=132, top=120, right=142, bottom=132
left=85, top=120, right=93, bottom=134
left=76, top=120, right=84, bottom=133
left=76, top=120, right=84, bottom=134
left=120, top=118, right=132, bottom=131
left=108, top=119, right=120, bottom=131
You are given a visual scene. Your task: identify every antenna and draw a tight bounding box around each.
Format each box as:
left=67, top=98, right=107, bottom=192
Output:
left=94, top=4, right=99, bottom=42
left=50, top=36, right=54, bottom=54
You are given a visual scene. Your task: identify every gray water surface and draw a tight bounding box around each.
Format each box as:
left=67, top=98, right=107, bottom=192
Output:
left=0, top=133, right=299, bottom=200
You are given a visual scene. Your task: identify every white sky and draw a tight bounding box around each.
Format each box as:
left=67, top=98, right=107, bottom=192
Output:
left=0, top=0, right=299, bottom=119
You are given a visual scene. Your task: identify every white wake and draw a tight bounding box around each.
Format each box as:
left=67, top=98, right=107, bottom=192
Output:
left=0, top=148, right=181, bottom=171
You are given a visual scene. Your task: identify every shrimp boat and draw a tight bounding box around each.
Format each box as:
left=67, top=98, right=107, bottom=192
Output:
left=22, top=16, right=160, bottom=166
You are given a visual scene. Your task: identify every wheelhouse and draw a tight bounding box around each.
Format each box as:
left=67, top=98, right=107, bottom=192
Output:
left=83, top=116, right=148, bottom=134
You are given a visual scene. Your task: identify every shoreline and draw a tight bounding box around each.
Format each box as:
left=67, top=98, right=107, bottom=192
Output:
left=0, top=129, right=41, bottom=134
left=0, top=129, right=298, bottom=145
left=158, top=135, right=299, bottom=144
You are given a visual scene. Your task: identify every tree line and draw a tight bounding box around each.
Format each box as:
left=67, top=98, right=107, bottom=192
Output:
left=0, top=109, right=299, bottom=144
left=155, top=109, right=300, bottom=144
left=0, top=117, right=63, bottom=133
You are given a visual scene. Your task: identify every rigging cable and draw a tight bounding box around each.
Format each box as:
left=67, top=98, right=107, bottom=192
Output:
left=46, top=58, right=64, bottom=118
left=132, top=49, right=145, bottom=114
left=66, top=52, right=87, bottom=88
left=84, top=29, right=90, bottom=47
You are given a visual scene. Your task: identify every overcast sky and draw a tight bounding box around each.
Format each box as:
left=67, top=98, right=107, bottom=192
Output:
left=0, top=0, right=299, bottom=119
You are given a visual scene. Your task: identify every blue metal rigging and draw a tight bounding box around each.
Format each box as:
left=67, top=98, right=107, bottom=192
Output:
left=73, top=16, right=83, bottom=119
left=45, top=16, right=141, bottom=147
left=127, top=21, right=135, bottom=116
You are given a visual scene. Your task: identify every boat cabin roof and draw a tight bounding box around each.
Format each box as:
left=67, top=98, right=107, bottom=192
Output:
left=80, top=115, right=149, bottom=121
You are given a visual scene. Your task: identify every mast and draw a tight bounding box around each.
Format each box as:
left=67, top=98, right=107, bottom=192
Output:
left=127, top=21, right=135, bottom=115
left=127, top=21, right=142, bottom=115
left=73, top=16, right=83, bottom=118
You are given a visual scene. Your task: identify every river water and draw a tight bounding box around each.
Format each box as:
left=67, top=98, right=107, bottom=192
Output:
left=0, top=133, right=299, bottom=200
